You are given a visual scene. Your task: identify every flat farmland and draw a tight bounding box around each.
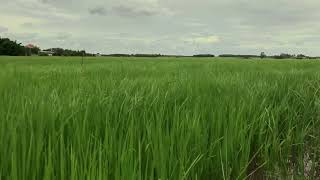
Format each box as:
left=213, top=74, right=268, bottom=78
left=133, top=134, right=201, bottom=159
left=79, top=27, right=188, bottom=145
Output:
left=0, top=56, right=319, bottom=179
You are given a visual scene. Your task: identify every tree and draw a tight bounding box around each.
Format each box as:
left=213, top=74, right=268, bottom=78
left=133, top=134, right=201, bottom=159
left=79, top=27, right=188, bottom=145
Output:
left=0, top=37, right=26, bottom=56
left=45, top=48, right=87, bottom=56
left=280, top=53, right=293, bottom=59
left=30, top=46, right=40, bottom=55
left=296, top=54, right=307, bottom=59
left=193, top=54, right=215, bottom=57
left=219, top=54, right=259, bottom=58
left=260, top=52, right=266, bottom=59
left=25, top=46, right=41, bottom=56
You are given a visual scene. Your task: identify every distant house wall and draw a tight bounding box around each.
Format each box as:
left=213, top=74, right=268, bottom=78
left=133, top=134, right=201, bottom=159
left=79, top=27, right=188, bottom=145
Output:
left=39, top=50, right=54, bottom=56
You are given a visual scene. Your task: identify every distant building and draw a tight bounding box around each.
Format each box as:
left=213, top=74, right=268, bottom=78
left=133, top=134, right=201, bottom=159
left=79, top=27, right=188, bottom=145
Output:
left=39, top=49, right=54, bottom=56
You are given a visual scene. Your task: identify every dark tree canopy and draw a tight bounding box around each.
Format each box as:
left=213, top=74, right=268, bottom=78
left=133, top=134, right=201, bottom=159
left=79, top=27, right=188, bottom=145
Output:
left=260, top=52, right=267, bottom=59
left=43, top=48, right=86, bottom=56
left=25, top=46, right=41, bottom=56
left=0, top=37, right=26, bottom=56
left=193, top=54, right=215, bottom=57
left=219, top=54, right=259, bottom=59
left=1, top=37, right=319, bottom=59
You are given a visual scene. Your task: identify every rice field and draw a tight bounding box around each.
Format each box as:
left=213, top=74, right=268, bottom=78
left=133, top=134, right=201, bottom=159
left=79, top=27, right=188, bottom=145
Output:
left=0, top=56, right=319, bottom=179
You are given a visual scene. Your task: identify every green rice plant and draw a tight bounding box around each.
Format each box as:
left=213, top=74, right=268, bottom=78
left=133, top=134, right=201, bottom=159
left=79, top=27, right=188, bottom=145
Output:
left=0, top=56, right=319, bottom=179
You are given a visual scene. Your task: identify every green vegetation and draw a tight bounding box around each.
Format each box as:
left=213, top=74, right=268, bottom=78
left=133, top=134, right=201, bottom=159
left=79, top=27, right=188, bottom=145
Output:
left=0, top=38, right=26, bottom=56
left=42, top=48, right=88, bottom=57
left=0, top=38, right=40, bottom=56
left=0, top=56, right=319, bottom=179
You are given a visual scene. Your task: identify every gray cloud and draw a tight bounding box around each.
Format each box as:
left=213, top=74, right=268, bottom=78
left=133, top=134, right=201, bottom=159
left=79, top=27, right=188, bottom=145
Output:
left=111, top=5, right=158, bottom=17
left=53, top=32, right=72, bottom=41
left=246, top=8, right=317, bottom=28
left=1, top=0, right=320, bottom=56
left=89, top=7, right=107, bottom=16
left=0, top=26, right=8, bottom=33
left=21, top=22, right=33, bottom=28
left=39, top=0, right=51, bottom=3
left=89, top=4, right=171, bottom=17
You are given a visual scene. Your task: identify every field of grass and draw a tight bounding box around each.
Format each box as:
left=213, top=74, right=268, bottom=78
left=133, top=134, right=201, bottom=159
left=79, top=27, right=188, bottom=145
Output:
left=0, top=56, right=319, bottom=179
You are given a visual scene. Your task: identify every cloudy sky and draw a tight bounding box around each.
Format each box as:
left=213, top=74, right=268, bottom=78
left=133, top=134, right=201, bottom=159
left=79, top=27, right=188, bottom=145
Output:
left=1, top=0, right=320, bottom=55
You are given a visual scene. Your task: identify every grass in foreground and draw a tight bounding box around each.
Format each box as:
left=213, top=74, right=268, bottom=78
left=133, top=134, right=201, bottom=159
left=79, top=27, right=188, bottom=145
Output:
left=0, top=56, right=319, bottom=179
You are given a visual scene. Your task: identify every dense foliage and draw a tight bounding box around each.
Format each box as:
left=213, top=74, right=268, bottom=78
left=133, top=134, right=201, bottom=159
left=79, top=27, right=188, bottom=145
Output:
left=43, top=48, right=87, bottom=56
left=1, top=37, right=319, bottom=59
left=0, top=57, right=319, bottom=179
left=219, top=54, right=260, bottom=58
left=0, top=37, right=25, bottom=56
left=26, top=46, right=41, bottom=56
left=272, top=53, right=317, bottom=59
left=105, top=54, right=167, bottom=57
left=193, top=54, right=215, bottom=57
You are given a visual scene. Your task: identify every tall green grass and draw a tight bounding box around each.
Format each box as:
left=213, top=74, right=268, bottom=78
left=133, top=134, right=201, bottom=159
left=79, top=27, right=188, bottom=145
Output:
left=0, top=56, right=319, bottom=179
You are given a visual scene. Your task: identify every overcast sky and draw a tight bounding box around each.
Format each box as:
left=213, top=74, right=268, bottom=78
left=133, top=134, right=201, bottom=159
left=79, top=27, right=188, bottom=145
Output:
left=1, top=0, right=320, bottom=55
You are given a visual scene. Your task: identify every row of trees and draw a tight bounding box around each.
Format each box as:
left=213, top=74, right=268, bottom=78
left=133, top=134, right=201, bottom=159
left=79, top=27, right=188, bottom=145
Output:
left=0, top=37, right=26, bottom=56
left=104, top=54, right=216, bottom=57
left=104, top=53, right=318, bottom=59
left=0, top=37, right=89, bottom=56
left=219, top=54, right=260, bottom=59
left=193, top=54, right=215, bottom=57
left=104, top=54, right=165, bottom=57
left=0, top=37, right=42, bottom=56
left=272, top=53, right=317, bottom=59
left=218, top=53, right=318, bottom=60
left=1, top=37, right=319, bottom=59
left=42, top=48, right=89, bottom=56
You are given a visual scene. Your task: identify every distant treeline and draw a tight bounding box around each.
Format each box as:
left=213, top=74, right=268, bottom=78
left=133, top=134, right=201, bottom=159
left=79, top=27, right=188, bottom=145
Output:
left=1, top=37, right=319, bottom=59
left=193, top=54, right=215, bottom=57
left=103, top=54, right=163, bottom=57
left=103, top=54, right=216, bottom=57
left=219, top=54, right=259, bottom=58
left=0, top=37, right=33, bottom=56
left=102, top=53, right=319, bottom=59
left=42, top=48, right=93, bottom=56
left=218, top=53, right=319, bottom=59
left=272, top=53, right=318, bottom=59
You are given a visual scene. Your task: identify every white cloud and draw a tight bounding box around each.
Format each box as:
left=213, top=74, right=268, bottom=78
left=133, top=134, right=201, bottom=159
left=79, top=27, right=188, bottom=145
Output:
left=183, top=35, right=220, bottom=44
